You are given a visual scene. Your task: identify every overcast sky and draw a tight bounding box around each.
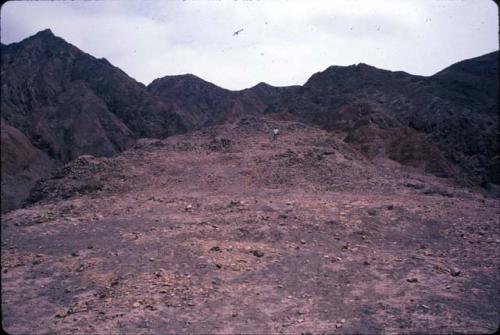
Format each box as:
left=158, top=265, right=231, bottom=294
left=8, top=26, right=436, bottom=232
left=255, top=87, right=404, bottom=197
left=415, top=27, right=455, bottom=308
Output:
left=1, top=0, right=498, bottom=90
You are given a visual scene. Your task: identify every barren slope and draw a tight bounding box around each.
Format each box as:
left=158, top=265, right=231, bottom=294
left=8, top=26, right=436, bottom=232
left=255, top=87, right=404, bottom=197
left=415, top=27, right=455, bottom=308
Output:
left=271, top=52, right=499, bottom=185
left=1, top=117, right=499, bottom=334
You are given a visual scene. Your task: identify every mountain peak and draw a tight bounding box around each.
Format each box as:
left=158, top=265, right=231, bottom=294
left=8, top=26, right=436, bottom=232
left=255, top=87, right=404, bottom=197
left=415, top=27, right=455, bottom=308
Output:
left=355, top=62, right=376, bottom=70
left=254, top=81, right=272, bottom=87
left=33, top=28, right=55, bottom=39
left=148, top=73, right=229, bottom=96
left=433, top=50, right=499, bottom=79
left=17, top=28, right=66, bottom=47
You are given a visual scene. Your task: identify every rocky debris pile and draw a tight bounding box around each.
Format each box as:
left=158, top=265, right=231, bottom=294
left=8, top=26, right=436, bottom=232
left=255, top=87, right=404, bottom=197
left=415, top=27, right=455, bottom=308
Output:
left=28, top=155, right=125, bottom=204
left=404, top=182, right=455, bottom=197
left=204, top=137, right=232, bottom=152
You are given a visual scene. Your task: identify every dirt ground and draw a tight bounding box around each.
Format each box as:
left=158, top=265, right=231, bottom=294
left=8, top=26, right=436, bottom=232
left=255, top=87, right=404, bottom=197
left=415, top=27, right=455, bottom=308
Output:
left=2, top=117, right=499, bottom=334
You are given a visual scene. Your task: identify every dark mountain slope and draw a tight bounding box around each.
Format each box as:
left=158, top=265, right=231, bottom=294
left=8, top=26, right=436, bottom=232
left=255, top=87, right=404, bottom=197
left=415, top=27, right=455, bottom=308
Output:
left=433, top=51, right=498, bottom=97
left=147, top=75, right=299, bottom=128
left=1, top=29, right=497, bottom=213
left=0, top=122, right=55, bottom=212
left=0, top=29, right=188, bottom=211
left=148, top=74, right=234, bottom=127
left=1, top=29, right=187, bottom=159
left=270, top=52, right=499, bottom=184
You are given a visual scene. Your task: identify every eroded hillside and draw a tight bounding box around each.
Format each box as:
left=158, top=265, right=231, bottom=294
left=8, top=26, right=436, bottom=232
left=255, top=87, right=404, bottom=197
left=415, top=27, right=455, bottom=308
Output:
left=2, top=117, right=498, bottom=334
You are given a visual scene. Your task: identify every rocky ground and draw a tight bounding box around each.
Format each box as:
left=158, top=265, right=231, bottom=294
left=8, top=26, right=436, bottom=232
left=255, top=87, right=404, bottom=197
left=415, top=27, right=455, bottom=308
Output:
left=1, top=117, right=499, bottom=334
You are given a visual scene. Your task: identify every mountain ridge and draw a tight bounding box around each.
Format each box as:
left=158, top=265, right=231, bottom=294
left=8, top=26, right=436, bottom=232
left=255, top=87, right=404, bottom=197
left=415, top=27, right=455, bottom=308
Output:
left=1, top=29, right=498, bottom=212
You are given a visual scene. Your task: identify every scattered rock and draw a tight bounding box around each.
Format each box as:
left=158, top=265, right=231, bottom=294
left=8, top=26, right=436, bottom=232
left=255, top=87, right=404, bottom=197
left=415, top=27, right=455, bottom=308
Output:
left=450, top=267, right=461, bottom=277
left=32, top=260, right=41, bottom=265
left=71, top=252, right=79, bottom=257
left=406, top=277, right=419, bottom=283
left=367, top=209, right=377, bottom=216
left=300, top=240, right=307, bottom=244
left=386, top=204, right=394, bottom=210
left=110, top=277, right=120, bottom=286
left=252, top=250, right=264, bottom=258
left=209, top=246, right=221, bottom=252
left=363, top=260, right=370, bottom=266
left=423, top=187, right=454, bottom=197
left=405, top=182, right=425, bottom=190
left=55, top=308, right=73, bottom=318
left=132, top=302, right=141, bottom=308
left=75, top=264, right=85, bottom=272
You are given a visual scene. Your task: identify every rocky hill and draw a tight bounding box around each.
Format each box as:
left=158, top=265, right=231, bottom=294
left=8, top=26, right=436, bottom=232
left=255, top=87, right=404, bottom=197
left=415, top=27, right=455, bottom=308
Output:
left=1, top=27, right=499, bottom=335
left=1, top=29, right=498, bottom=214
left=0, top=30, right=298, bottom=212
left=147, top=75, right=298, bottom=128
left=0, top=30, right=187, bottom=212
left=0, top=29, right=187, bottom=152
left=1, top=116, right=498, bottom=334
left=269, top=52, right=499, bottom=185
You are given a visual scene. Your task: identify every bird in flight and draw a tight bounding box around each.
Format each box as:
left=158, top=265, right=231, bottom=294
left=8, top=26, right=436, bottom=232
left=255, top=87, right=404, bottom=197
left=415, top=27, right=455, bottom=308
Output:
left=233, top=28, right=244, bottom=36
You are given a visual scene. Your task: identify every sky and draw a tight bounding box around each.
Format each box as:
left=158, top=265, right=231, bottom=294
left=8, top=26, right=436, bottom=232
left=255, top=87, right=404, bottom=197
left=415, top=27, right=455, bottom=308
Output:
left=1, top=0, right=498, bottom=90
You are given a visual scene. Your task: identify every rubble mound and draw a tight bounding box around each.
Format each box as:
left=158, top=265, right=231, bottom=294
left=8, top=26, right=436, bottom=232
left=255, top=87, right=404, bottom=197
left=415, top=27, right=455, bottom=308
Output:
left=28, top=155, right=125, bottom=204
left=1, top=116, right=498, bottom=335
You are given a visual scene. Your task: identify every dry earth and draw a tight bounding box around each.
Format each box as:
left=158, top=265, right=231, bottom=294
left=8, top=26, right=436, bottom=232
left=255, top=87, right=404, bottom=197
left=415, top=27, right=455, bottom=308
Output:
left=2, top=117, right=499, bottom=334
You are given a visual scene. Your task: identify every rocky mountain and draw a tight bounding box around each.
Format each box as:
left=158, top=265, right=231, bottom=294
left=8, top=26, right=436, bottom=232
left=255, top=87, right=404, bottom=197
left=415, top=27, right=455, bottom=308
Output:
left=1, top=29, right=188, bottom=159
left=147, top=75, right=298, bottom=128
left=1, top=29, right=499, bottom=334
left=0, top=30, right=297, bottom=212
left=1, top=29, right=498, bottom=213
left=269, top=52, right=499, bottom=184
left=1, top=30, right=178, bottom=212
